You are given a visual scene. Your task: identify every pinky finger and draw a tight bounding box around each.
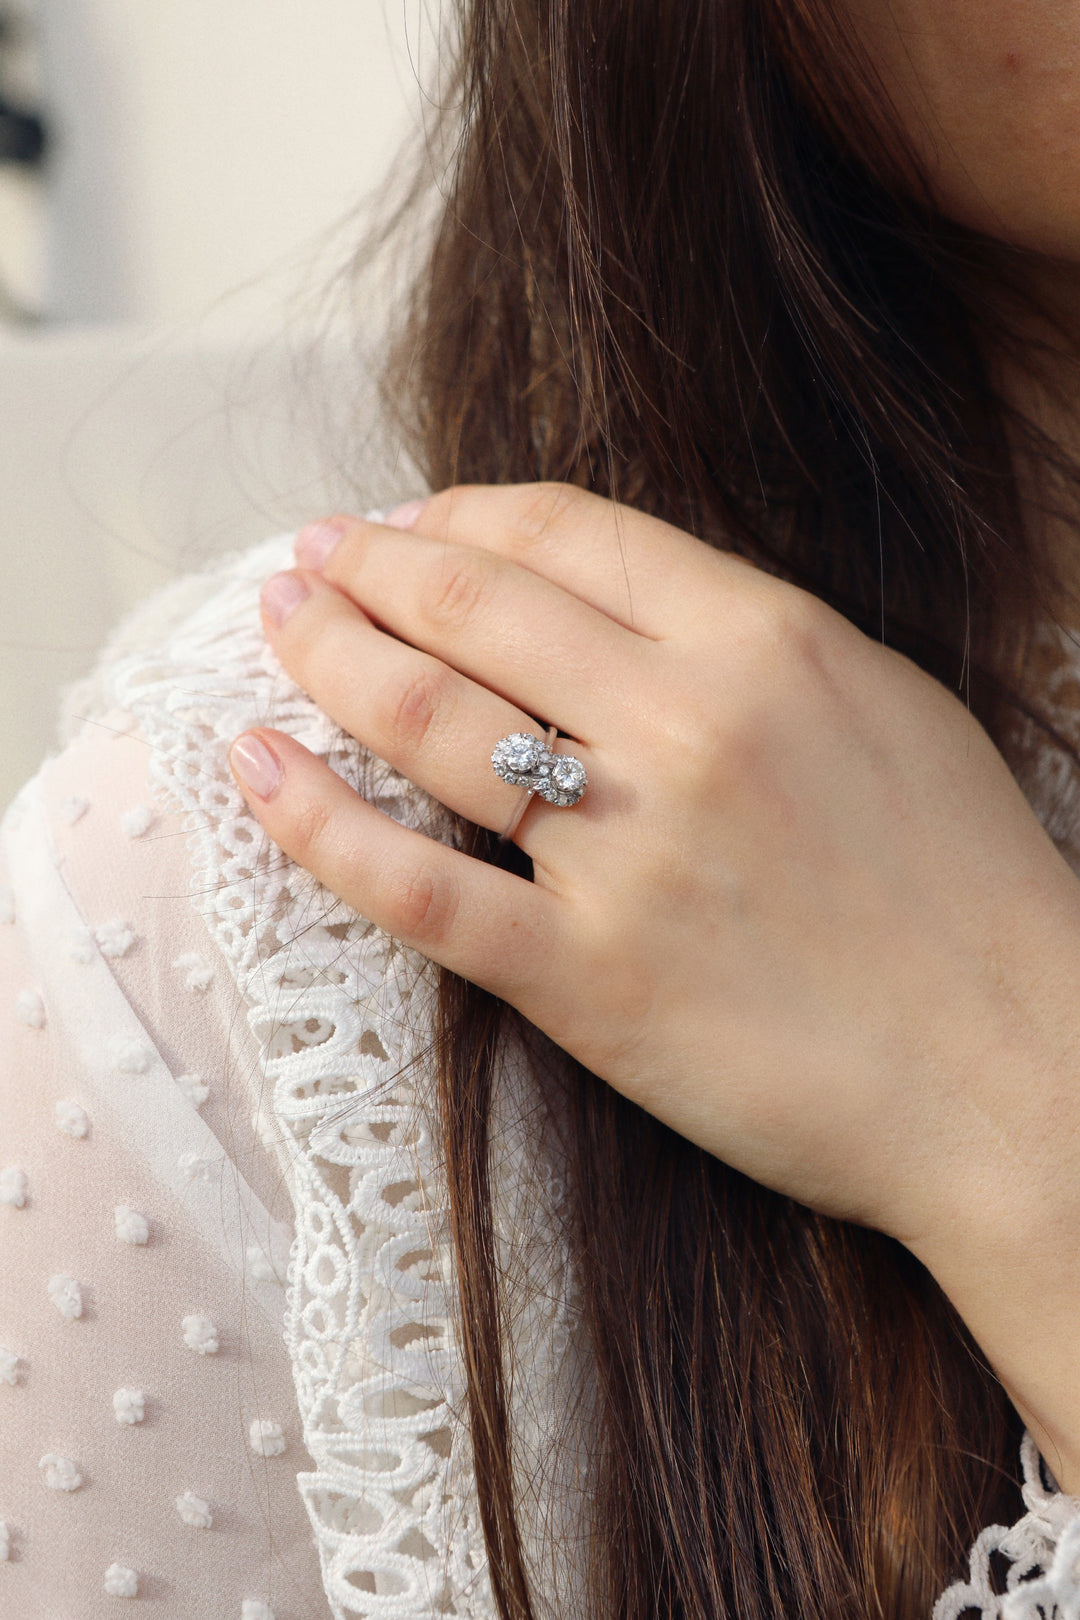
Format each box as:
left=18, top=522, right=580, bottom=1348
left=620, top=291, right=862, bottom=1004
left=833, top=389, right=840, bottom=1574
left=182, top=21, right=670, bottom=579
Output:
left=229, top=727, right=564, bottom=1005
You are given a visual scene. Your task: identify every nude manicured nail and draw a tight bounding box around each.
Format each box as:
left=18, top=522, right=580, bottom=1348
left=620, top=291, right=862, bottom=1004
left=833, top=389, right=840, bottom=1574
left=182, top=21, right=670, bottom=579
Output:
left=260, top=571, right=310, bottom=627
left=294, top=519, right=347, bottom=570
left=230, top=734, right=283, bottom=801
left=384, top=498, right=426, bottom=530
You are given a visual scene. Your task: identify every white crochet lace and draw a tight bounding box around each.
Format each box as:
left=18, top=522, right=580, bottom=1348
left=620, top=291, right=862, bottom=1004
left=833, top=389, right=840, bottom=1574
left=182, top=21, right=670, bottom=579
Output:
left=97, top=534, right=512, bottom=1619
left=934, top=1436, right=1080, bottom=1619
left=74, top=539, right=1080, bottom=1620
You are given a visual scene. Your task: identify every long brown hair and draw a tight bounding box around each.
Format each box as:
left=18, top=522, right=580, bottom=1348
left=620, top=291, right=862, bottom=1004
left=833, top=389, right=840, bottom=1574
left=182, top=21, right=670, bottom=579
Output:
left=373, top=0, right=1080, bottom=1613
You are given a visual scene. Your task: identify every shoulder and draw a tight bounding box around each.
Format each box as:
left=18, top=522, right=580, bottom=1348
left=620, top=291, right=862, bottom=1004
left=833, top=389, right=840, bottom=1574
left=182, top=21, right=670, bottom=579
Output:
left=0, top=540, right=325, bottom=1616
left=3, top=535, right=579, bottom=1618
left=58, top=535, right=293, bottom=742
left=76, top=531, right=444, bottom=825
left=36, top=530, right=450, bottom=1030
left=6, top=530, right=450, bottom=1090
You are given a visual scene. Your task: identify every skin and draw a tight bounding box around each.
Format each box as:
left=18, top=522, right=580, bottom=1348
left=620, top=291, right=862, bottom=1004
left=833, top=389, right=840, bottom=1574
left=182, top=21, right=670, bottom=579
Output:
left=231, top=487, right=1080, bottom=1490
left=228, top=5, right=1080, bottom=1494
left=839, top=0, right=1080, bottom=260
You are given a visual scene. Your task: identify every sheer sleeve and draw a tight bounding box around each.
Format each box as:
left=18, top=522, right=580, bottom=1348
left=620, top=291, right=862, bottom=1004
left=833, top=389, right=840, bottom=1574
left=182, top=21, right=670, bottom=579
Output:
left=0, top=535, right=537, bottom=1620
left=0, top=709, right=321, bottom=1617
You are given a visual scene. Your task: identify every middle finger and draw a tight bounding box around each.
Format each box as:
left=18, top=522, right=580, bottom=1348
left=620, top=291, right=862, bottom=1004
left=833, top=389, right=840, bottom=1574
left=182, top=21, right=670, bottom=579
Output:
left=297, top=518, right=649, bottom=742
left=260, top=568, right=602, bottom=859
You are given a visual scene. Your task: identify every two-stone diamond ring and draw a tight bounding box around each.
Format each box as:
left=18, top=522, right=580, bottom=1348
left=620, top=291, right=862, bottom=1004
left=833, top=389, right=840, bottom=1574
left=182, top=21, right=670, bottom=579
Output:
left=491, top=726, right=588, bottom=841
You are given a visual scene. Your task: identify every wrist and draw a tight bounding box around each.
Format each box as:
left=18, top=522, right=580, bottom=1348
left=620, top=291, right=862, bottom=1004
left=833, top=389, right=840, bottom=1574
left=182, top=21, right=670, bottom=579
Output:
left=903, top=1009, right=1080, bottom=1492
left=918, top=1226, right=1080, bottom=1492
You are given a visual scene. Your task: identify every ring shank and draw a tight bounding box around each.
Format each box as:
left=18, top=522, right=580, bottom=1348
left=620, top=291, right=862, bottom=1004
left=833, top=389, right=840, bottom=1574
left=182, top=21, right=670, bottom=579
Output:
left=498, top=723, right=558, bottom=843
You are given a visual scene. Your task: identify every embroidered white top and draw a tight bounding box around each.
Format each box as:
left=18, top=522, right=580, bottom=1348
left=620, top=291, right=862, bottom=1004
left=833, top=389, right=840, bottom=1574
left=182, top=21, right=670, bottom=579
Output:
left=0, top=533, right=1078, bottom=1619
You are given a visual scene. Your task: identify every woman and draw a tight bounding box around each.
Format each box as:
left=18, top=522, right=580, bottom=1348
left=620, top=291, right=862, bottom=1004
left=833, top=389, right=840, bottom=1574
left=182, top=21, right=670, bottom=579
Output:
left=4, top=0, right=1080, bottom=1615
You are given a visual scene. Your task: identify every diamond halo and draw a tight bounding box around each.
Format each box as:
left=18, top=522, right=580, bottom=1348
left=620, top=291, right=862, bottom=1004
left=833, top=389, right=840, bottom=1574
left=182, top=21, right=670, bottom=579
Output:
left=491, top=730, right=587, bottom=809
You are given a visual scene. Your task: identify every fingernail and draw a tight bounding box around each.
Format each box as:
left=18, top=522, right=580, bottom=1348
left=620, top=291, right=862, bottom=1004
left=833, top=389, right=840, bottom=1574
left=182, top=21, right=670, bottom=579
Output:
left=260, top=571, right=310, bottom=628
left=384, top=498, right=426, bottom=531
left=295, top=518, right=347, bottom=570
left=230, top=733, right=283, bottom=801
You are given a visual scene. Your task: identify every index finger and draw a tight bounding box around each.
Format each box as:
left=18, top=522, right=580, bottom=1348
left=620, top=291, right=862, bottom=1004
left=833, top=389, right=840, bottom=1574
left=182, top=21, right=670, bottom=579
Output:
left=379, top=483, right=765, bottom=640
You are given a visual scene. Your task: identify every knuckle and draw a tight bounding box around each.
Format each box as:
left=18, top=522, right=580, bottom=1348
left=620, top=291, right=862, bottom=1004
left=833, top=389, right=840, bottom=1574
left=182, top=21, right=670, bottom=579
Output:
left=771, top=588, right=829, bottom=655
left=380, top=665, right=452, bottom=752
left=724, top=587, right=827, bottom=683
left=513, top=481, right=602, bottom=552
left=642, top=671, right=717, bottom=761
left=632, top=591, right=836, bottom=797
left=416, top=486, right=461, bottom=541
left=515, top=481, right=579, bottom=538
left=424, top=550, right=493, bottom=632
left=650, top=599, right=830, bottom=776
left=384, top=861, right=458, bottom=945
left=656, top=711, right=724, bottom=791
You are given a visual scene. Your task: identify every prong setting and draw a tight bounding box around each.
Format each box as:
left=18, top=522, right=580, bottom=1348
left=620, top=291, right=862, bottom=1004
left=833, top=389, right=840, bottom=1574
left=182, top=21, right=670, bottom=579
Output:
left=491, top=732, right=587, bottom=808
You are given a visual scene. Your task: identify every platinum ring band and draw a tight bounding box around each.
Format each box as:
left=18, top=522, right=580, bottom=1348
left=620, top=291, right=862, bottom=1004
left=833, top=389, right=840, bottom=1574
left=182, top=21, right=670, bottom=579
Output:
left=492, top=726, right=588, bottom=842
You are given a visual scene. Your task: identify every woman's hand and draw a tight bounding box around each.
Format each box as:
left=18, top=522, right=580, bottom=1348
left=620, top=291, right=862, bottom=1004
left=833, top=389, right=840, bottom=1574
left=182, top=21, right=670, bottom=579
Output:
left=230, top=482, right=1080, bottom=1477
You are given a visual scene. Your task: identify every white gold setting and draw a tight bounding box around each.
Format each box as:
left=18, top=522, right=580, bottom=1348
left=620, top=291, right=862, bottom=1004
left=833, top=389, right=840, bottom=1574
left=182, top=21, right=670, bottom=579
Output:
left=491, top=731, right=588, bottom=809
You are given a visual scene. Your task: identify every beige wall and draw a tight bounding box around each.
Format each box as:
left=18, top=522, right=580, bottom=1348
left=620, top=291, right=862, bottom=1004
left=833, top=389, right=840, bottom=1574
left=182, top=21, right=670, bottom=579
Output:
left=39, top=0, right=419, bottom=321
left=2, top=3, right=435, bottom=806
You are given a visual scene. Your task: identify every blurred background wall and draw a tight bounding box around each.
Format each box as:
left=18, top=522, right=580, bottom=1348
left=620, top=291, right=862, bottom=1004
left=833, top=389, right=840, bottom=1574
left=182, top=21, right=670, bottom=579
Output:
left=2, top=0, right=425, bottom=804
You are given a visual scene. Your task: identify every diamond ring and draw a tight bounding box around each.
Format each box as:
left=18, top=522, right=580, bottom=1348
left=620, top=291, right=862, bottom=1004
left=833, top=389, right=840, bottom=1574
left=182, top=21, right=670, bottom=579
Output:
left=492, top=726, right=588, bottom=841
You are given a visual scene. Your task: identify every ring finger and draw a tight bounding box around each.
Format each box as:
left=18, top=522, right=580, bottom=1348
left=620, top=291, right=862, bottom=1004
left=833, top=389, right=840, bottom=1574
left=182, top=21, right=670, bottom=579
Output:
left=261, top=567, right=598, bottom=861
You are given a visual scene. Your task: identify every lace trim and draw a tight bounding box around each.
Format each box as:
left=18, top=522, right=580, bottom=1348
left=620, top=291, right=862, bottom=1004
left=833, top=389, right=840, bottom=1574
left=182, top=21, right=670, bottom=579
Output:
left=103, top=534, right=498, bottom=1619
left=933, top=1436, right=1080, bottom=1618
left=86, top=544, right=1080, bottom=1618
left=1001, top=618, right=1080, bottom=879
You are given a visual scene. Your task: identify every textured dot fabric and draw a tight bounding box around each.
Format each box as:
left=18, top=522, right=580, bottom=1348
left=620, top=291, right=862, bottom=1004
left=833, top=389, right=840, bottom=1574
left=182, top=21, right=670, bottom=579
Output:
left=0, top=719, right=314, bottom=1618
left=3, top=533, right=1080, bottom=1620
